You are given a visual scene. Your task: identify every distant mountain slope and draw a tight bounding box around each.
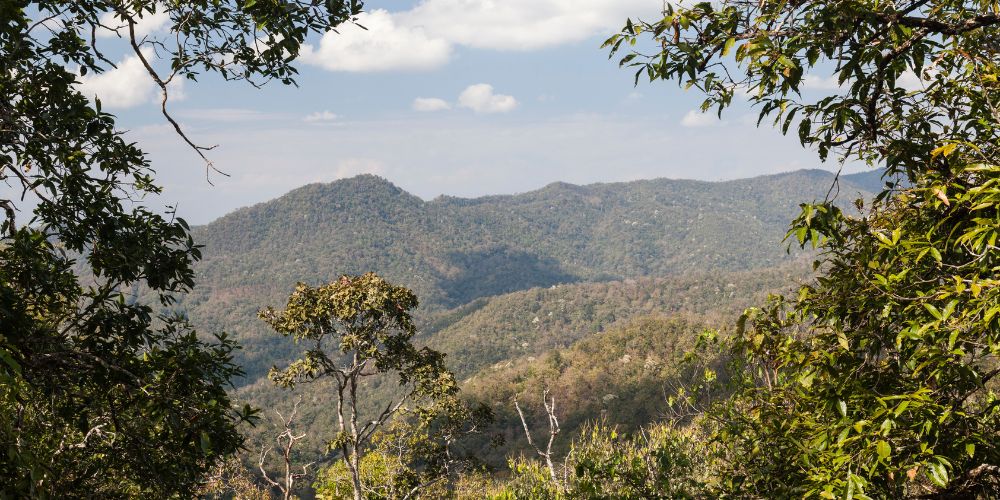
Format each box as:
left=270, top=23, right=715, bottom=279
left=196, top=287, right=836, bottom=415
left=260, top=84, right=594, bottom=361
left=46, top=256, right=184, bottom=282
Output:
left=235, top=262, right=812, bottom=463
left=841, top=168, right=910, bottom=195
left=179, top=169, right=868, bottom=380
left=424, top=262, right=810, bottom=379
left=459, top=314, right=716, bottom=467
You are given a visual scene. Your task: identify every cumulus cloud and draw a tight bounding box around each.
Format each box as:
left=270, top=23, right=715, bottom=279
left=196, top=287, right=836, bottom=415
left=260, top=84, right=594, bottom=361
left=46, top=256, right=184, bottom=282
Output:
left=398, top=0, right=659, bottom=51
left=300, top=10, right=451, bottom=72
left=412, top=97, right=451, bottom=112
left=76, top=48, right=157, bottom=109
left=300, top=1, right=658, bottom=72
left=459, top=84, right=518, bottom=114
left=680, top=110, right=724, bottom=128
left=97, top=9, right=170, bottom=39
left=305, top=110, right=338, bottom=122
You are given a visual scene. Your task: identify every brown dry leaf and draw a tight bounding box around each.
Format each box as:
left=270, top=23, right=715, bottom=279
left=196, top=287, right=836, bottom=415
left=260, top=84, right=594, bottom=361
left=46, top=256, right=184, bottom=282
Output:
left=933, top=188, right=951, bottom=207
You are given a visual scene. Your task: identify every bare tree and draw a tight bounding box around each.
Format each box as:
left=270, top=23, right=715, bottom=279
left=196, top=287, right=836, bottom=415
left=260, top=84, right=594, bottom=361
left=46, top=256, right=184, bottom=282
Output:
left=258, top=398, right=314, bottom=500
left=514, top=388, right=562, bottom=488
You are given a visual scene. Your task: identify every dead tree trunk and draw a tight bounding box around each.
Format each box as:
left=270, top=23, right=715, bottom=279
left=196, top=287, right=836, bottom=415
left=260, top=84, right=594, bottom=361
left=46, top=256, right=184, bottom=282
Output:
left=259, top=398, right=314, bottom=500
left=514, top=388, right=562, bottom=488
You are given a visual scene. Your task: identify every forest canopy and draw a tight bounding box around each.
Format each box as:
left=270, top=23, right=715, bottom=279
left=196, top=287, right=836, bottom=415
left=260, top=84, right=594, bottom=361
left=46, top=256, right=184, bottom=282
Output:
left=606, top=0, right=1000, bottom=497
left=0, top=1, right=361, bottom=496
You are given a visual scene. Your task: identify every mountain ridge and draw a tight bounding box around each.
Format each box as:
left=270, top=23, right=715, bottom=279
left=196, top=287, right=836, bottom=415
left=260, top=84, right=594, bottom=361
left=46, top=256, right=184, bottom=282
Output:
left=181, top=168, right=875, bottom=382
left=199, top=168, right=884, bottom=227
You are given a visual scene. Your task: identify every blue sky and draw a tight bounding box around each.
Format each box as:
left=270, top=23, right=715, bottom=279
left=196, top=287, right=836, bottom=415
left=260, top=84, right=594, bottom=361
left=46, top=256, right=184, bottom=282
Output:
left=71, top=1, right=856, bottom=224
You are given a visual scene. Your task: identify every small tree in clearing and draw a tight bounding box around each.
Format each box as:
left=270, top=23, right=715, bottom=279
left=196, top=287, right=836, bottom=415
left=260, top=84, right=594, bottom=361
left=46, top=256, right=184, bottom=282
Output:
left=260, top=273, right=455, bottom=500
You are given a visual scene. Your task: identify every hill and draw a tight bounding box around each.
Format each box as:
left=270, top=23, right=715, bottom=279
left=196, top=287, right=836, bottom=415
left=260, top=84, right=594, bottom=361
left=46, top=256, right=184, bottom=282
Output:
left=180, top=169, right=871, bottom=381
left=460, top=314, right=717, bottom=467
left=234, top=260, right=814, bottom=464
left=423, top=263, right=809, bottom=379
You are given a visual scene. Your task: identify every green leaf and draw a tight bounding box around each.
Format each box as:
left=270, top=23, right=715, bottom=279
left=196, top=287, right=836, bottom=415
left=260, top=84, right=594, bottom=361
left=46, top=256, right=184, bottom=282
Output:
left=928, top=461, right=949, bottom=487
left=929, top=247, right=942, bottom=262
left=199, top=431, right=212, bottom=454
left=876, top=440, right=891, bottom=460
left=924, top=303, right=942, bottom=320
left=722, top=37, right=736, bottom=56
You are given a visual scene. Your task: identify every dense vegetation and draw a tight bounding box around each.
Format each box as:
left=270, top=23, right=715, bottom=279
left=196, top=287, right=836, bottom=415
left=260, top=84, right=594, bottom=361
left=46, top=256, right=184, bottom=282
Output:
left=460, top=314, right=720, bottom=467
left=602, top=0, right=1000, bottom=497
left=183, top=170, right=871, bottom=382
left=1, top=1, right=363, bottom=495
left=7, top=0, right=998, bottom=497
left=234, top=260, right=811, bottom=467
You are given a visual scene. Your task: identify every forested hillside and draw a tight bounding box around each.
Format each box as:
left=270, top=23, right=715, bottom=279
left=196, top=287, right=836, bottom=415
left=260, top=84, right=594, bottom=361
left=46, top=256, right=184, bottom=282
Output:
left=171, top=168, right=869, bottom=490
left=423, top=264, right=808, bottom=379
left=235, top=261, right=812, bottom=466
left=182, top=169, right=870, bottom=382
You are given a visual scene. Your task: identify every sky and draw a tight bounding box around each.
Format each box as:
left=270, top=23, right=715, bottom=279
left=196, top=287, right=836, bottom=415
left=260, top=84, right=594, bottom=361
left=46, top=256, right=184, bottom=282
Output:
left=69, top=0, right=859, bottom=225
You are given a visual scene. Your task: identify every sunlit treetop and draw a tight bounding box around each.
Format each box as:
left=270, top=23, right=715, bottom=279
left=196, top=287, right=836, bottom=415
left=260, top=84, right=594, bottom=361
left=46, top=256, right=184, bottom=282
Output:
left=606, top=0, right=1000, bottom=181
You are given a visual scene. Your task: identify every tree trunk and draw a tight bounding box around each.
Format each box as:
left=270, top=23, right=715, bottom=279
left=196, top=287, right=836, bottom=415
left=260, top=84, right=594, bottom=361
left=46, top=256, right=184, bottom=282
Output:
left=350, top=448, right=363, bottom=500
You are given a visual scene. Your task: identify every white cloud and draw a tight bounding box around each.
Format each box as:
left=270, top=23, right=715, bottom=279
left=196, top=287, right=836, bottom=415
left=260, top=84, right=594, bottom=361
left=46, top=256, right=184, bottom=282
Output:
left=680, top=109, right=723, bottom=128
left=300, top=2, right=658, bottom=72
left=97, top=9, right=170, bottom=39
left=76, top=48, right=157, bottom=109
left=801, top=74, right=843, bottom=90
left=176, top=108, right=275, bottom=122
left=300, top=10, right=451, bottom=72
left=459, top=84, right=518, bottom=114
left=412, top=97, right=451, bottom=112
left=304, top=110, right=338, bottom=122
left=398, top=0, right=659, bottom=51
left=166, top=77, right=186, bottom=102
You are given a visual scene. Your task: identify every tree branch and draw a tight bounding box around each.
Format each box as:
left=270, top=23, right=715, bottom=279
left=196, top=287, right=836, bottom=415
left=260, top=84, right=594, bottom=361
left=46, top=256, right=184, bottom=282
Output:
left=124, top=14, right=227, bottom=184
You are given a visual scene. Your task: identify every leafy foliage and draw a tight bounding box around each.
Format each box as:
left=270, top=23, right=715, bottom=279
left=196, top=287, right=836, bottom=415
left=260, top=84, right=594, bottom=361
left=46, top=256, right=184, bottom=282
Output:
left=235, top=262, right=810, bottom=470
left=609, top=0, right=1000, bottom=497
left=1, top=0, right=359, bottom=495
left=483, top=422, right=711, bottom=500
left=262, top=273, right=458, bottom=500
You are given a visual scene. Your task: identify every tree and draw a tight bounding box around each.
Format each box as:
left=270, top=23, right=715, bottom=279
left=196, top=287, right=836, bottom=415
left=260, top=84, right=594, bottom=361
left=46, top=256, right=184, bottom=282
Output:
left=258, top=398, right=314, bottom=500
left=608, top=0, right=1000, bottom=497
left=261, top=273, right=457, bottom=500
left=513, top=389, right=563, bottom=488
left=1, top=1, right=361, bottom=495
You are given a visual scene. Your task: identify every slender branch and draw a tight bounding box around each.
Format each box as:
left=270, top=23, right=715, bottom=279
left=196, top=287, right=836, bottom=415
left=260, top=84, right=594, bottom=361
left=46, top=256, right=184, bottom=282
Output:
left=124, top=14, right=227, bottom=184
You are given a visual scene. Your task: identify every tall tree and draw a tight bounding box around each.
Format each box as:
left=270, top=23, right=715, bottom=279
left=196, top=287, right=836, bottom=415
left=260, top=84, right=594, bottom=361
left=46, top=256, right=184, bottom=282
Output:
left=261, top=273, right=457, bottom=500
left=608, top=1, right=1000, bottom=497
left=1, top=1, right=361, bottom=496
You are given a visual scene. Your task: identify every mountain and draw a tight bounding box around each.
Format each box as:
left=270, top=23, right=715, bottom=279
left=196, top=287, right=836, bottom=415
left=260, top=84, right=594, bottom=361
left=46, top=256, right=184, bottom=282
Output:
left=180, top=169, right=871, bottom=382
